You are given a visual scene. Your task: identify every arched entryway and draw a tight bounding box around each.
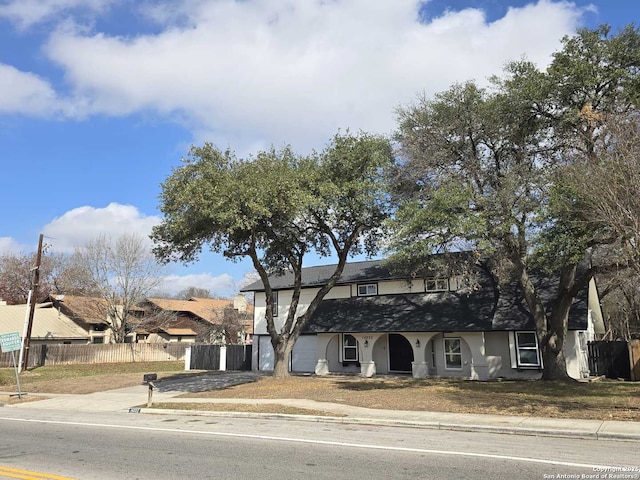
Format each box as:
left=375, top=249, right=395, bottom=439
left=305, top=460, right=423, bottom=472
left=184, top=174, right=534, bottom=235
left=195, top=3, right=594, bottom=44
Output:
left=388, top=334, right=413, bottom=373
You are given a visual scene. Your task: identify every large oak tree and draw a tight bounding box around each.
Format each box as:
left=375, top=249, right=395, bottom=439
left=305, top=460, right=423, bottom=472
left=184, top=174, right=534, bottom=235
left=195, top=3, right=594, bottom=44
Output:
left=152, top=132, right=393, bottom=377
left=389, top=25, right=640, bottom=380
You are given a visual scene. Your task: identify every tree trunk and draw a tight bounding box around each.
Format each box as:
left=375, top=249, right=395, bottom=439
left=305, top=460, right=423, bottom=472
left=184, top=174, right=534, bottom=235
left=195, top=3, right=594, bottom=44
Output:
left=540, top=295, right=573, bottom=381
left=272, top=338, right=294, bottom=378
left=541, top=344, right=572, bottom=381
left=543, top=263, right=584, bottom=381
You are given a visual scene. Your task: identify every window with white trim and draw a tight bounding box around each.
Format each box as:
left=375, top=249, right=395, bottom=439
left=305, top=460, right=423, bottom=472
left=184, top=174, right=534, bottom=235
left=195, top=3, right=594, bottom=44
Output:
left=342, top=334, right=359, bottom=362
left=426, top=277, right=449, bottom=292
left=357, top=284, right=378, bottom=296
left=515, top=331, right=540, bottom=367
left=444, top=338, right=462, bottom=369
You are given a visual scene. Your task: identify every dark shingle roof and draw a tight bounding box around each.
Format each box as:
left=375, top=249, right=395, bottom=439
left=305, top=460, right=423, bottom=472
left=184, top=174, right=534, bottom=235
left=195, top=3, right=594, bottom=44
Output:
left=303, top=290, right=587, bottom=334
left=241, top=260, right=395, bottom=292
left=303, top=290, right=497, bottom=333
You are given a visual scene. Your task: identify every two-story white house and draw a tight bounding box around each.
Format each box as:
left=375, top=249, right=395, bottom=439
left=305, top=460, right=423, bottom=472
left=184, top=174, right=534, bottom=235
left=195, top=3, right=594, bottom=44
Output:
left=243, top=259, right=605, bottom=380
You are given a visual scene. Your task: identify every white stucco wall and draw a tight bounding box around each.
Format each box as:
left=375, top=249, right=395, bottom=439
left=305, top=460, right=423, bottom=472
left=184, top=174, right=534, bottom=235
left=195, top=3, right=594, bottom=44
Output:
left=588, top=278, right=605, bottom=337
left=253, top=285, right=351, bottom=335
left=371, top=335, right=389, bottom=374
left=565, top=330, right=590, bottom=379
left=376, top=279, right=424, bottom=295
left=484, top=331, right=541, bottom=379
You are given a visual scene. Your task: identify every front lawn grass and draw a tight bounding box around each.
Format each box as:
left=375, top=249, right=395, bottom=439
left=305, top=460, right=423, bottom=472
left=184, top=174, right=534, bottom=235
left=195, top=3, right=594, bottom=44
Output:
left=0, top=361, right=187, bottom=395
left=180, top=375, right=640, bottom=421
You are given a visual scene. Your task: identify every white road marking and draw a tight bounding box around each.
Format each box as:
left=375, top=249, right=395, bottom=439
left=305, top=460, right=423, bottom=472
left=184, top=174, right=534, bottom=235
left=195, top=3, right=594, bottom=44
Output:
left=0, top=416, right=618, bottom=470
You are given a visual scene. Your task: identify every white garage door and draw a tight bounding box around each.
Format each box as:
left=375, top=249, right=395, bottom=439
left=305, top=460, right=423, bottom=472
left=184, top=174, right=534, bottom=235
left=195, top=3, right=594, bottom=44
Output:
left=258, top=336, right=274, bottom=371
left=291, top=335, right=317, bottom=373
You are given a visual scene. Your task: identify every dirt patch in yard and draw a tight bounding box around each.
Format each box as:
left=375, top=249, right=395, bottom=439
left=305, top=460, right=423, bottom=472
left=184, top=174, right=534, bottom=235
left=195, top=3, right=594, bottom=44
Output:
left=0, top=394, right=49, bottom=405
left=149, top=402, right=343, bottom=416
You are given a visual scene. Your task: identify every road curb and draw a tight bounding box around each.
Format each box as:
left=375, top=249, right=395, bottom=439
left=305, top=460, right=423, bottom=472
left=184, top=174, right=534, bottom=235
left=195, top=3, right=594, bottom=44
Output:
left=137, top=408, right=639, bottom=442
left=595, top=431, right=640, bottom=442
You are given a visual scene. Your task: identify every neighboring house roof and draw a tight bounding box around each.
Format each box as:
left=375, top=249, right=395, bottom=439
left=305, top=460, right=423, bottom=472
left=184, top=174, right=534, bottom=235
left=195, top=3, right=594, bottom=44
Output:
left=137, top=315, right=201, bottom=336
left=49, top=294, right=109, bottom=326
left=144, top=297, right=254, bottom=325
left=0, top=303, right=89, bottom=340
left=161, top=327, right=198, bottom=336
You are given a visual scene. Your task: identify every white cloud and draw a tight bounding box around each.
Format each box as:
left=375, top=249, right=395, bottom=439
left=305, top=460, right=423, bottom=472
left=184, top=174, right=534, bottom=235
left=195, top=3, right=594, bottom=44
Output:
left=42, top=203, right=161, bottom=253
left=0, top=0, right=114, bottom=29
left=0, top=64, right=61, bottom=116
left=2, top=203, right=242, bottom=296
left=0, top=237, right=27, bottom=255
left=35, top=0, right=586, bottom=152
left=0, top=63, right=91, bottom=117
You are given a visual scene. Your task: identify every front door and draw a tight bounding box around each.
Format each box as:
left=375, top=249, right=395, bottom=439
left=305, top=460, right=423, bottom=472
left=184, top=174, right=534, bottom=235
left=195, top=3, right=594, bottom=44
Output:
left=388, top=334, right=413, bottom=372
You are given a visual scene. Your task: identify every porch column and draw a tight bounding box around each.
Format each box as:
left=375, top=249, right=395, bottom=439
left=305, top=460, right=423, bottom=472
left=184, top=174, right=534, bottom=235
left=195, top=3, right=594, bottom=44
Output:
left=314, top=334, right=334, bottom=376
left=461, top=332, right=489, bottom=380
left=410, top=333, right=437, bottom=378
left=184, top=346, right=192, bottom=371
left=354, top=333, right=383, bottom=378
left=219, top=345, right=227, bottom=371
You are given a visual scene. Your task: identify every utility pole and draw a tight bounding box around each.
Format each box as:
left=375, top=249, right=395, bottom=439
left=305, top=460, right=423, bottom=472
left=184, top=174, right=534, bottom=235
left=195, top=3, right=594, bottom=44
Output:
left=22, top=233, right=43, bottom=371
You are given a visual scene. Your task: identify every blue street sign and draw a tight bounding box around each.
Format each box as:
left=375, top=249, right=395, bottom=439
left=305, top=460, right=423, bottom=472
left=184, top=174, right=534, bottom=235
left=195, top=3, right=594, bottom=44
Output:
left=0, top=332, right=22, bottom=353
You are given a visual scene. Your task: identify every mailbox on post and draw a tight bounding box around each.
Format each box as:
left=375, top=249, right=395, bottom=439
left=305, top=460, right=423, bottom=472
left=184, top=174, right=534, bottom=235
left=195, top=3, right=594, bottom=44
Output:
left=143, top=373, right=157, bottom=407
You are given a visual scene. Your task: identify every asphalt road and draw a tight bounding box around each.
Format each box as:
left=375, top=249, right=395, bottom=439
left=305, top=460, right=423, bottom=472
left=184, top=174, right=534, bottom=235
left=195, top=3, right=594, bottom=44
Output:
left=0, top=409, right=638, bottom=480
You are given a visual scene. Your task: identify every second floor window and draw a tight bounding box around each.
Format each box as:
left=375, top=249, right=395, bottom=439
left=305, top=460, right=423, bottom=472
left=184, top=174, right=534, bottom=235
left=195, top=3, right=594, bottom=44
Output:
left=357, top=284, right=378, bottom=296
left=426, top=277, right=449, bottom=292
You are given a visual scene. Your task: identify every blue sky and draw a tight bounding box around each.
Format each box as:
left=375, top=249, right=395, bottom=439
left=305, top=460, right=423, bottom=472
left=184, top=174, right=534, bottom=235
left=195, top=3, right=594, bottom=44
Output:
left=0, top=0, right=637, bottom=296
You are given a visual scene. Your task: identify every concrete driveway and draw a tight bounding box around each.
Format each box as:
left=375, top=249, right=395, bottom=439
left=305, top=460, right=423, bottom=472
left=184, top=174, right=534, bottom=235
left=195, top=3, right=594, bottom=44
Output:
left=155, top=370, right=264, bottom=393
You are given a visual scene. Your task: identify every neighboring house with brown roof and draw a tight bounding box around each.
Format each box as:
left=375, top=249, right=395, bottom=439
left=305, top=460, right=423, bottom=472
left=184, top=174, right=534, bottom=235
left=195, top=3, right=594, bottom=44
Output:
left=0, top=302, right=90, bottom=345
left=134, top=319, right=199, bottom=344
left=49, top=295, right=120, bottom=344
left=47, top=294, right=254, bottom=345
left=135, top=296, right=253, bottom=344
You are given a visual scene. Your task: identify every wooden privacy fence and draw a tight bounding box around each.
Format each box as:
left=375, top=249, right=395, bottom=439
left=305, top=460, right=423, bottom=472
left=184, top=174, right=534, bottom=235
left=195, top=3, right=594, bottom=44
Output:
left=587, top=340, right=640, bottom=381
left=188, top=344, right=252, bottom=371
left=630, top=340, right=640, bottom=382
left=189, top=344, right=220, bottom=371
left=0, top=343, right=189, bottom=368
left=226, top=344, right=252, bottom=370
